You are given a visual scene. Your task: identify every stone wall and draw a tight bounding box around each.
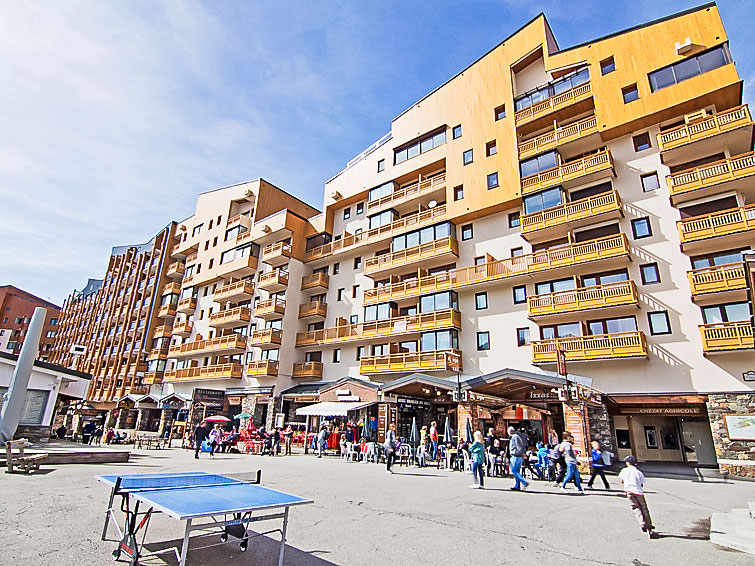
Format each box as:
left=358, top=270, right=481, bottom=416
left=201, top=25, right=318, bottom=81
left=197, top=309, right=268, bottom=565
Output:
left=14, top=424, right=51, bottom=443
left=706, top=393, right=755, bottom=479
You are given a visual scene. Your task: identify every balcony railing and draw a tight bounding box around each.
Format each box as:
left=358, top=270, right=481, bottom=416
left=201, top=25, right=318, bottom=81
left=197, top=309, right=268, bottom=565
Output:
left=249, top=328, right=282, bottom=347
left=521, top=189, right=622, bottom=235
left=300, top=272, right=330, bottom=291
left=518, top=115, right=599, bottom=159
left=261, top=242, right=292, bottom=265
left=143, top=371, right=164, bottom=385
left=177, top=296, right=197, bottom=313
left=298, top=301, right=327, bottom=318
left=364, top=236, right=459, bottom=276
left=677, top=204, right=755, bottom=245
left=214, top=280, right=255, bottom=303
left=688, top=263, right=747, bottom=297
left=258, top=269, right=289, bottom=290
left=255, top=297, right=286, bottom=318
left=515, top=82, right=592, bottom=127
left=157, top=303, right=177, bottom=318
left=296, top=309, right=461, bottom=347
left=292, top=362, right=324, bottom=378
left=666, top=151, right=755, bottom=199
left=168, top=334, right=247, bottom=358
left=520, top=148, right=613, bottom=196
left=366, top=173, right=446, bottom=213
left=363, top=234, right=630, bottom=304
left=163, top=363, right=243, bottom=382
left=209, top=306, right=252, bottom=328
left=246, top=359, right=279, bottom=376
left=152, top=324, right=173, bottom=338
left=532, top=331, right=647, bottom=363
left=658, top=105, right=753, bottom=152
left=162, top=282, right=182, bottom=296
left=360, top=349, right=461, bottom=374
left=305, top=205, right=448, bottom=261
left=172, top=321, right=194, bottom=336
left=166, top=261, right=186, bottom=279
left=700, top=321, right=754, bottom=352
left=527, top=281, right=638, bottom=318
left=147, top=345, right=170, bottom=361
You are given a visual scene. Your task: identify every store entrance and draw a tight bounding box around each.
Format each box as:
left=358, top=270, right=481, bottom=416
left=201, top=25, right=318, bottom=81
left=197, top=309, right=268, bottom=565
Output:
left=680, top=418, right=717, bottom=465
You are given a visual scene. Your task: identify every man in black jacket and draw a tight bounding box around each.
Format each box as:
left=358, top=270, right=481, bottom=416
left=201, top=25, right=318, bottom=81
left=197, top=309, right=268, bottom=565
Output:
left=194, top=422, right=208, bottom=459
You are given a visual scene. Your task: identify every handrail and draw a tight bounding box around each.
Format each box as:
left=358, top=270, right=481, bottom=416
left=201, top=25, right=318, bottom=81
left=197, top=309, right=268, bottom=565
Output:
left=688, top=262, right=746, bottom=295
left=247, top=359, right=279, bottom=375
left=366, top=173, right=446, bottom=213
left=515, top=82, right=592, bottom=125
left=518, top=115, right=598, bottom=158
left=364, top=236, right=459, bottom=274
left=293, top=362, right=324, bottom=377
left=658, top=105, right=752, bottom=151
left=521, top=148, right=612, bottom=195
left=699, top=321, right=753, bottom=351
left=262, top=241, right=292, bottom=257
left=521, top=189, right=621, bottom=232
left=168, top=334, right=247, bottom=357
left=164, top=363, right=243, bottom=381
left=249, top=328, right=283, bottom=343
left=298, top=301, right=327, bottom=317
left=532, top=331, right=647, bottom=361
left=666, top=151, right=755, bottom=196
left=259, top=269, right=289, bottom=286
left=677, top=204, right=755, bottom=243
left=214, top=280, right=255, bottom=299
left=527, top=280, right=637, bottom=315
left=360, top=349, right=461, bottom=372
left=256, top=297, right=286, bottom=312
left=301, top=272, right=330, bottom=289
left=209, top=305, right=252, bottom=323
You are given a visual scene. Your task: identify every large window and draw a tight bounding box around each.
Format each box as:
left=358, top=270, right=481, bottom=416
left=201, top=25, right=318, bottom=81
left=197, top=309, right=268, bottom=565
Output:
left=691, top=249, right=747, bottom=269
left=394, top=129, right=447, bottom=164
left=368, top=182, right=395, bottom=202
left=520, top=151, right=558, bottom=179
left=540, top=323, right=581, bottom=340
left=514, top=67, right=589, bottom=112
left=523, top=187, right=563, bottom=215
left=364, top=302, right=395, bottom=322
left=0, top=387, right=48, bottom=424
left=649, top=45, right=731, bottom=92
left=420, top=330, right=459, bottom=351
left=419, top=291, right=458, bottom=313
left=368, top=209, right=398, bottom=230
left=535, top=277, right=575, bottom=295
left=582, top=269, right=629, bottom=287
left=702, top=302, right=751, bottom=324
left=391, top=221, right=454, bottom=252
left=220, top=243, right=259, bottom=264
left=587, top=316, right=637, bottom=335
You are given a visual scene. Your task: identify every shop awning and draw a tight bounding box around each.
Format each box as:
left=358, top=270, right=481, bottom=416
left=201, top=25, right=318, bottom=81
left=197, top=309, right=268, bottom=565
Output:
left=295, top=401, right=374, bottom=417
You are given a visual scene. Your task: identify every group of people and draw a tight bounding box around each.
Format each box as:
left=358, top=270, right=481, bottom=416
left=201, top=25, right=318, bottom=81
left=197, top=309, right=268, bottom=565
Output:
left=192, top=421, right=296, bottom=459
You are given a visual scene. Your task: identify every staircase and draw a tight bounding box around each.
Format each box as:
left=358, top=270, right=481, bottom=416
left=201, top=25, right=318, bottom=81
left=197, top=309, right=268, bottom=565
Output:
left=710, top=501, right=755, bottom=554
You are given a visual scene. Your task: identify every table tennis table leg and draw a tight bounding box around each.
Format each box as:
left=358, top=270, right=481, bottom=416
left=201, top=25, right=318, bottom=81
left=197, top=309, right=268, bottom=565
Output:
left=278, top=507, right=289, bottom=566
left=179, top=519, right=192, bottom=566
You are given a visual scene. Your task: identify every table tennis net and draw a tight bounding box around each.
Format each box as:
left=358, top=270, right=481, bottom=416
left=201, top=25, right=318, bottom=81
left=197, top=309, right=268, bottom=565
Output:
left=116, top=473, right=242, bottom=492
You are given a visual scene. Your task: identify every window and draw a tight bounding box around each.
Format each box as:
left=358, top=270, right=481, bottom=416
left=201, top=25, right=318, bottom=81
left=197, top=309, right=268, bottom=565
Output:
left=352, top=285, right=360, bottom=298
left=581, top=269, right=629, bottom=287
left=640, top=263, right=661, bottom=285
left=392, top=221, right=454, bottom=251
left=702, top=302, right=751, bottom=324
left=475, top=292, right=488, bottom=310
left=337, top=288, right=345, bottom=301
left=513, top=285, right=527, bottom=304
left=692, top=249, right=747, bottom=269
left=508, top=212, right=520, bottom=228
left=364, top=302, right=395, bottom=321
left=477, top=331, right=490, bottom=351
left=343, top=207, right=351, bottom=220
left=487, top=172, right=499, bottom=189
left=454, top=185, right=464, bottom=201
left=46, top=331, right=55, bottom=338
left=192, top=223, right=203, bottom=236
left=332, top=263, right=340, bottom=275
left=587, top=316, right=637, bottom=335
left=519, top=151, right=558, bottom=178
left=356, top=202, right=364, bottom=215
left=641, top=172, right=660, bottom=192
left=350, top=315, right=358, bottom=325
left=461, top=224, right=473, bottom=241
left=356, top=346, right=365, bottom=360
left=332, top=349, right=341, bottom=363
left=647, top=311, right=671, bottom=335
left=452, top=125, right=462, bottom=139
left=486, top=140, right=497, bottom=156
left=600, top=56, right=615, bottom=75
left=217, top=215, right=222, bottom=225
left=622, top=84, right=639, bottom=103
left=494, top=105, right=506, bottom=120
left=631, top=217, right=652, bottom=239
left=514, top=67, right=589, bottom=112
left=394, top=129, right=446, bottom=164
left=377, top=159, right=385, bottom=172
left=368, top=209, right=398, bottom=229
left=354, top=257, right=362, bottom=270
left=420, top=329, right=459, bottom=351
left=633, top=132, right=651, bottom=152
left=463, top=149, right=473, bottom=165
left=511, top=247, right=523, bottom=257
left=419, top=291, right=458, bottom=313
left=648, top=45, right=731, bottom=92
left=523, top=186, right=563, bottom=214
left=50, top=318, right=58, bottom=326
left=517, top=328, right=530, bottom=346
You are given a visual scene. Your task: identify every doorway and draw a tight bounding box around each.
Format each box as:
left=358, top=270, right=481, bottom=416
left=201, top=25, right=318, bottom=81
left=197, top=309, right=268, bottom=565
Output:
left=680, top=418, right=717, bottom=465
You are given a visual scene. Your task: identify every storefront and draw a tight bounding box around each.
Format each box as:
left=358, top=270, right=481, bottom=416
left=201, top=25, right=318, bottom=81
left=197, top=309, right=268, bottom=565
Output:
left=225, top=386, right=274, bottom=429
left=279, top=382, right=330, bottom=430
left=187, top=388, right=225, bottom=431
left=134, top=393, right=163, bottom=432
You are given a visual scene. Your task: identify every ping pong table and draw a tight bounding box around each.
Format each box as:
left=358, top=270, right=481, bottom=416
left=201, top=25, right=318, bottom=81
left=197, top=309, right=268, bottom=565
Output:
left=98, top=471, right=312, bottom=566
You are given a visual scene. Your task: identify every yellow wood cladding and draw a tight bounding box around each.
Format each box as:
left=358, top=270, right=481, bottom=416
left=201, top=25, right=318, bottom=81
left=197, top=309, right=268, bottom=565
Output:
left=687, top=262, right=747, bottom=296
left=298, top=301, right=327, bottom=318
left=677, top=204, right=755, bottom=244
left=246, top=359, right=279, bottom=376
left=521, top=148, right=613, bottom=196
left=666, top=151, right=755, bottom=198
left=143, top=372, right=163, bottom=385
left=177, top=296, right=197, bottom=312
left=363, top=234, right=630, bottom=304
left=258, top=269, right=289, bottom=289
left=296, top=309, right=461, bottom=347
left=209, top=306, right=252, bottom=327
left=364, top=236, right=459, bottom=276
left=300, top=272, right=330, bottom=290
left=657, top=105, right=753, bottom=152
left=249, top=328, right=282, bottom=346
left=518, top=115, right=599, bottom=159
left=214, top=280, right=254, bottom=303
left=521, top=189, right=622, bottom=234
left=157, top=303, right=177, bottom=318
left=255, top=297, right=286, bottom=317
left=515, top=82, right=592, bottom=127
left=532, top=331, right=648, bottom=363
left=305, top=205, right=448, bottom=262
left=163, top=363, right=243, bottom=382
left=700, top=321, right=754, bottom=352
left=359, top=349, right=461, bottom=374
left=168, top=334, right=247, bottom=358
left=262, top=241, right=292, bottom=262
left=292, top=362, right=324, bottom=378
left=366, top=173, right=446, bottom=214
left=528, top=280, right=638, bottom=317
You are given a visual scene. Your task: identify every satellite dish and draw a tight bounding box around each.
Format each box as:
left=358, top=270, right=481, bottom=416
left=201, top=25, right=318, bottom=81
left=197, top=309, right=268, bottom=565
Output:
left=428, top=200, right=437, bottom=209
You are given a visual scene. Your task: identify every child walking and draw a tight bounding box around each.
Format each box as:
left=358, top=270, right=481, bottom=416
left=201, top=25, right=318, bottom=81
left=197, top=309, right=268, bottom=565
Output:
left=587, top=440, right=610, bottom=490
left=469, top=430, right=486, bottom=489
left=618, top=456, right=656, bottom=538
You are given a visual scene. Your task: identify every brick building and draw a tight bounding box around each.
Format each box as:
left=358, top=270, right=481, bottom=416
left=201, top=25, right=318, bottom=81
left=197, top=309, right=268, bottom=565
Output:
left=0, top=285, right=61, bottom=362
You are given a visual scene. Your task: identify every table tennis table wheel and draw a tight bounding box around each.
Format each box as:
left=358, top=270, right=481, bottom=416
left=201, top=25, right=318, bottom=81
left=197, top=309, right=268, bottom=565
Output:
left=239, top=538, right=248, bottom=552
left=112, top=548, right=121, bottom=561
left=220, top=533, right=228, bottom=543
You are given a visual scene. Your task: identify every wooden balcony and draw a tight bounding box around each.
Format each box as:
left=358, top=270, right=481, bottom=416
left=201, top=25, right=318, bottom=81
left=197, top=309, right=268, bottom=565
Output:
left=147, top=345, right=170, bottom=361
left=172, top=321, right=194, bottom=337
left=162, top=282, right=182, bottom=296
left=532, top=331, right=648, bottom=364
left=166, top=261, right=186, bottom=280
left=220, top=254, right=258, bottom=278
left=298, top=301, right=327, bottom=319
left=157, top=303, right=177, bottom=319
left=162, top=363, right=243, bottom=383
left=363, top=234, right=631, bottom=304
left=209, top=306, right=252, bottom=329
left=658, top=105, right=754, bottom=166
left=688, top=263, right=747, bottom=302
left=677, top=205, right=755, bottom=252
left=292, top=362, right=324, bottom=379
left=176, top=296, right=197, bottom=313
left=666, top=151, right=755, bottom=205
left=518, top=115, right=600, bottom=160
left=143, top=372, right=164, bottom=385
left=214, top=280, right=255, bottom=303
left=700, top=321, right=754, bottom=353
left=528, top=281, right=638, bottom=319
left=305, top=205, right=448, bottom=262
left=246, top=359, right=279, bottom=377
left=364, top=236, right=459, bottom=277
left=168, top=334, right=247, bottom=359
left=521, top=148, right=613, bottom=196
left=520, top=189, right=622, bottom=242
left=366, top=173, right=446, bottom=214
left=258, top=269, right=289, bottom=293
left=152, top=324, right=173, bottom=338
left=296, top=309, right=461, bottom=347
left=515, top=82, right=593, bottom=130
left=256, top=297, right=286, bottom=320
left=262, top=242, right=292, bottom=267
left=171, top=240, right=198, bottom=260
left=300, top=272, right=329, bottom=291
left=249, top=328, right=282, bottom=349
left=360, top=349, right=461, bottom=375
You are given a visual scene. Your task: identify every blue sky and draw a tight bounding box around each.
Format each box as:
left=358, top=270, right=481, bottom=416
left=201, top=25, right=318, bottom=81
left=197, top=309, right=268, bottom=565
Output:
left=1, top=0, right=754, bottom=305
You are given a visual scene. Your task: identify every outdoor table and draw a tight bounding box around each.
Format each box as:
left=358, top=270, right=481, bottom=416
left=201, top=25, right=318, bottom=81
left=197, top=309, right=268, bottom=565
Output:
left=444, top=449, right=458, bottom=470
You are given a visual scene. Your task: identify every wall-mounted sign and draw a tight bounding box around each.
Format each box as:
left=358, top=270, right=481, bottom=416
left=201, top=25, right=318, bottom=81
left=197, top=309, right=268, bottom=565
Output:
left=619, top=406, right=704, bottom=416
left=723, top=414, right=755, bottom=440
left=193, top=388, right=224, bottom=407
left=743, top=370, right=755, bottom=382
left=396, top=396, right=431, bottom=410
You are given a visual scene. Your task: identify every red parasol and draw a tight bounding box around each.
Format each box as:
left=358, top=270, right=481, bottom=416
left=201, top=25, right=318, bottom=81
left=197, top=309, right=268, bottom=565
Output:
left=205, top=415, right=231, bottom=423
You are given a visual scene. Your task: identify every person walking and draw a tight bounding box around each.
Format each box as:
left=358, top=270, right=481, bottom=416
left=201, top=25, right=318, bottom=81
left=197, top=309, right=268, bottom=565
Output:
left=208, top=424, right=222, bottom=458
left=284, top=425, right=293, bottom=455
left=469, top=430, right=486, bottom=489
left=587, top=440, right=611, bottom=490
left=193, top=421, right=208, bottom=459
left=94, top=425, right=104, bottom=446
left=507, top=426, right=529, bottom=491
left=384, top=423, right=397, bottom=474
left=559, top=433, right=585, bottom=494
left=272, top=427, right=281, bottom=456
left=317, top=425, right=328, bottom=458
left=429, top=421, right=439, bottom=461
left=619, top=456, right=656, bottom=538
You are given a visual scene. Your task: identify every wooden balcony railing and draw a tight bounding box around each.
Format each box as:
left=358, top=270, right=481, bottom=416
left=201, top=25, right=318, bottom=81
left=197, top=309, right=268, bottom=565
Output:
left=262, top=242, right=292, bottom=263
left=258, top=269, right=289, bottom=289
left=298, top=301, right=327, bottom=318
left=688, top=263, right=747, bottom=296
left=163, top=363, right=243, bottom=382
left=521, top=189, right=622, bottom=234
left=363, top=234, right=630, bottom=304
left=360, top=349, right=461, bottom=374
left=366, top=173, right=446, bottom=213
left=157, top=303, right=177, bottom=318
left=528, top=281, right=638, bottom=318
left=172, top=321, right=194, bottom=336
left=677, top=204, right=755, bottom=244
left=521, top=148, right=613, bottom=196
left=147, top=345, right=170, bottom=361
left=293, top=362, right=324, bottom=378
left=214, top=280, right=255, bottom=303
left=168, top=334, right=247, bottom=358
left=209, top=306, right=252, bottom=327
left=177, top=297, right=197, bottom=312
left=186, top=252, right=198, bottom=264
left=532, top=331, right=647, bottom=363
left=515, top=82, right=592, bottom=126
left=249, top=328, right=282, bottom=346
left=658, top=105, right=753, bottom=152
left=162, top=282, right=182, bottom=296
left=296, top=309, right=461, bottom=347
left=256, top=297, right=286, bottom=317
left=143, top=372, right=164, bottom=385
left=700, top=321, right=754, bottom=352
left=301, top=272, right=330, bottom=291
left=246, top=359, right=279, bottom=376
left=152, top=324, right=173, bottom=338
left=364, top=236, right=459, bottom=276
left=166, top=261, right=186, bottom=278
left=518, top=115, right=599, bottom=159
left=666, top=151, right=755, bottom=199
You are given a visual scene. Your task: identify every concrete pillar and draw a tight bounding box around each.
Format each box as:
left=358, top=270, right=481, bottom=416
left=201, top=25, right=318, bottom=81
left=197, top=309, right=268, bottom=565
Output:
left=265, top=396, right=276, bottom=429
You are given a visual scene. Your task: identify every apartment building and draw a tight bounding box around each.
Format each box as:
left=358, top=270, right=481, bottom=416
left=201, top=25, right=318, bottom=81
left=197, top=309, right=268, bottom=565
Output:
left=0, top=286, right=61, bottom=361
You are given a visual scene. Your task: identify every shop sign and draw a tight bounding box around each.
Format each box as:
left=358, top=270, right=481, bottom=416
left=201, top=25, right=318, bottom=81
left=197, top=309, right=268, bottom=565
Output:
left=396, top=396, right=431, bottom=410
left=563, top=403, right=588, bottom=458
left=527, top=390, right=559, bottom=402
left=743, top=370, right=755, bottom=382
left=193, top=388, right=224, bottom=407
left=225, top=395, right=242, bottom=405
left=444, top=352, right=461, bottom=372
left=621, top=407, right=703, bottom=416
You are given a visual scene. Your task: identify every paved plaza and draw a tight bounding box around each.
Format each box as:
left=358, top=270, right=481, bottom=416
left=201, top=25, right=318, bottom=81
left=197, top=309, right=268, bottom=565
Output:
left=0, top=447, right=752, bottom=566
